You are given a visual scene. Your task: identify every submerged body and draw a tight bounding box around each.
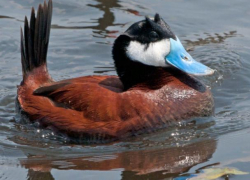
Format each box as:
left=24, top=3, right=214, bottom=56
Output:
left=17, top=0, right=214, bottom=142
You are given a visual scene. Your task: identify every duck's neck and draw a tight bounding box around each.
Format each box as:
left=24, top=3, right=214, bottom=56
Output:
left=113, top=35, right=166, bottom=90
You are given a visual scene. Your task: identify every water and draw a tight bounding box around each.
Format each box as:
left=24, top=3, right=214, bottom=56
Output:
left=0, top=0, right=250, bottom=179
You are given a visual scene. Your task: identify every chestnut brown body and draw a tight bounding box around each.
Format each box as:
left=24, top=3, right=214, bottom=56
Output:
left=18, top=66, right=213, bottom=141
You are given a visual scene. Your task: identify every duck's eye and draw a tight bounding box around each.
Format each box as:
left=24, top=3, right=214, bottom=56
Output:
left=149, top=31, right=159, bottom=40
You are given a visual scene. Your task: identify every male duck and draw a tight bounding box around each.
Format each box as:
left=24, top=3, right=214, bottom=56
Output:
left=17, top=0, right=214, bottom=142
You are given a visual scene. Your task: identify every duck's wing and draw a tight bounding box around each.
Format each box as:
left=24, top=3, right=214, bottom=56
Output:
left=33, top=76, right=123, bottom=111
left=33, top=82, right=71, bottom=96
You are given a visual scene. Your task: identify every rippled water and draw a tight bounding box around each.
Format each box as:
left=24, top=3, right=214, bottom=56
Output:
left=0, top=0, right=250, bottom=179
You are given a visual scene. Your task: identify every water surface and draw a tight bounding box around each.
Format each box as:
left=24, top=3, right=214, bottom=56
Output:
left=0, top=0, right=250, bottom=179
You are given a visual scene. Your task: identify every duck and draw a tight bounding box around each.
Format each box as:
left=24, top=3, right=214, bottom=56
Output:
left=17, top=0, right=214, bottom=143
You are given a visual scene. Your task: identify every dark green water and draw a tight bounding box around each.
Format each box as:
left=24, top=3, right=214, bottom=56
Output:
left=0, top=0, right=250, bottom=179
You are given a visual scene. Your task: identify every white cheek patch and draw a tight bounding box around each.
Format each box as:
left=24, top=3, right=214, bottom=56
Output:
left=126, top=39, right=171, bottom=67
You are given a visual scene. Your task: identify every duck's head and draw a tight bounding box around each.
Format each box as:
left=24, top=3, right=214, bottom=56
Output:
left=113, top=14, right=214, bottom=89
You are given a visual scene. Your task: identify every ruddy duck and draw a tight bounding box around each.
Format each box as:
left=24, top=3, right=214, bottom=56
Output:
left=17, top=0, right=214, bottom=142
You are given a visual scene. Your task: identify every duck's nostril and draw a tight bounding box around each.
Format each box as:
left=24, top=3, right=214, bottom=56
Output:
left=181, top=54, right=189, bottom=61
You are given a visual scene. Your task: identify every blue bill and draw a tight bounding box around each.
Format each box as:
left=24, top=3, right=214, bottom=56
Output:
left=165, top=37, right=214, bottom=76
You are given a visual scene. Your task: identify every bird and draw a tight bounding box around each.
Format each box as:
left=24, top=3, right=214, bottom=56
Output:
left=17, top=0, right=214, bottom=143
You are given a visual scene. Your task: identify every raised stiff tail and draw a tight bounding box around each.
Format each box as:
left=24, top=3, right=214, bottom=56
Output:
left=20, top=0, right=52, bottom=78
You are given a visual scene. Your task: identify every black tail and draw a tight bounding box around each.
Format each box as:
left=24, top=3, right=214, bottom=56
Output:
left=20, top=0, right=52, bottom=78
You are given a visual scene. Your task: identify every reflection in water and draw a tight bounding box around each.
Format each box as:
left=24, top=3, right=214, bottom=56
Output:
left=21, top=139, right=216, bottom=180
left=0, top=15, right=14, bottom=19
left=87, top=0, right=122, bottom=37
left=52, top=0, right=140, bottom=38
left=94, top=66, right=116, bottom=74
left=27, top=169, right=55, bottom=180
left=185, top=31, right=237, bottom=51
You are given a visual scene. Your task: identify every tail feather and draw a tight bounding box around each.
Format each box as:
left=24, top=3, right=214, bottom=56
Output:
left=20, top=0, right=52, bottom=78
